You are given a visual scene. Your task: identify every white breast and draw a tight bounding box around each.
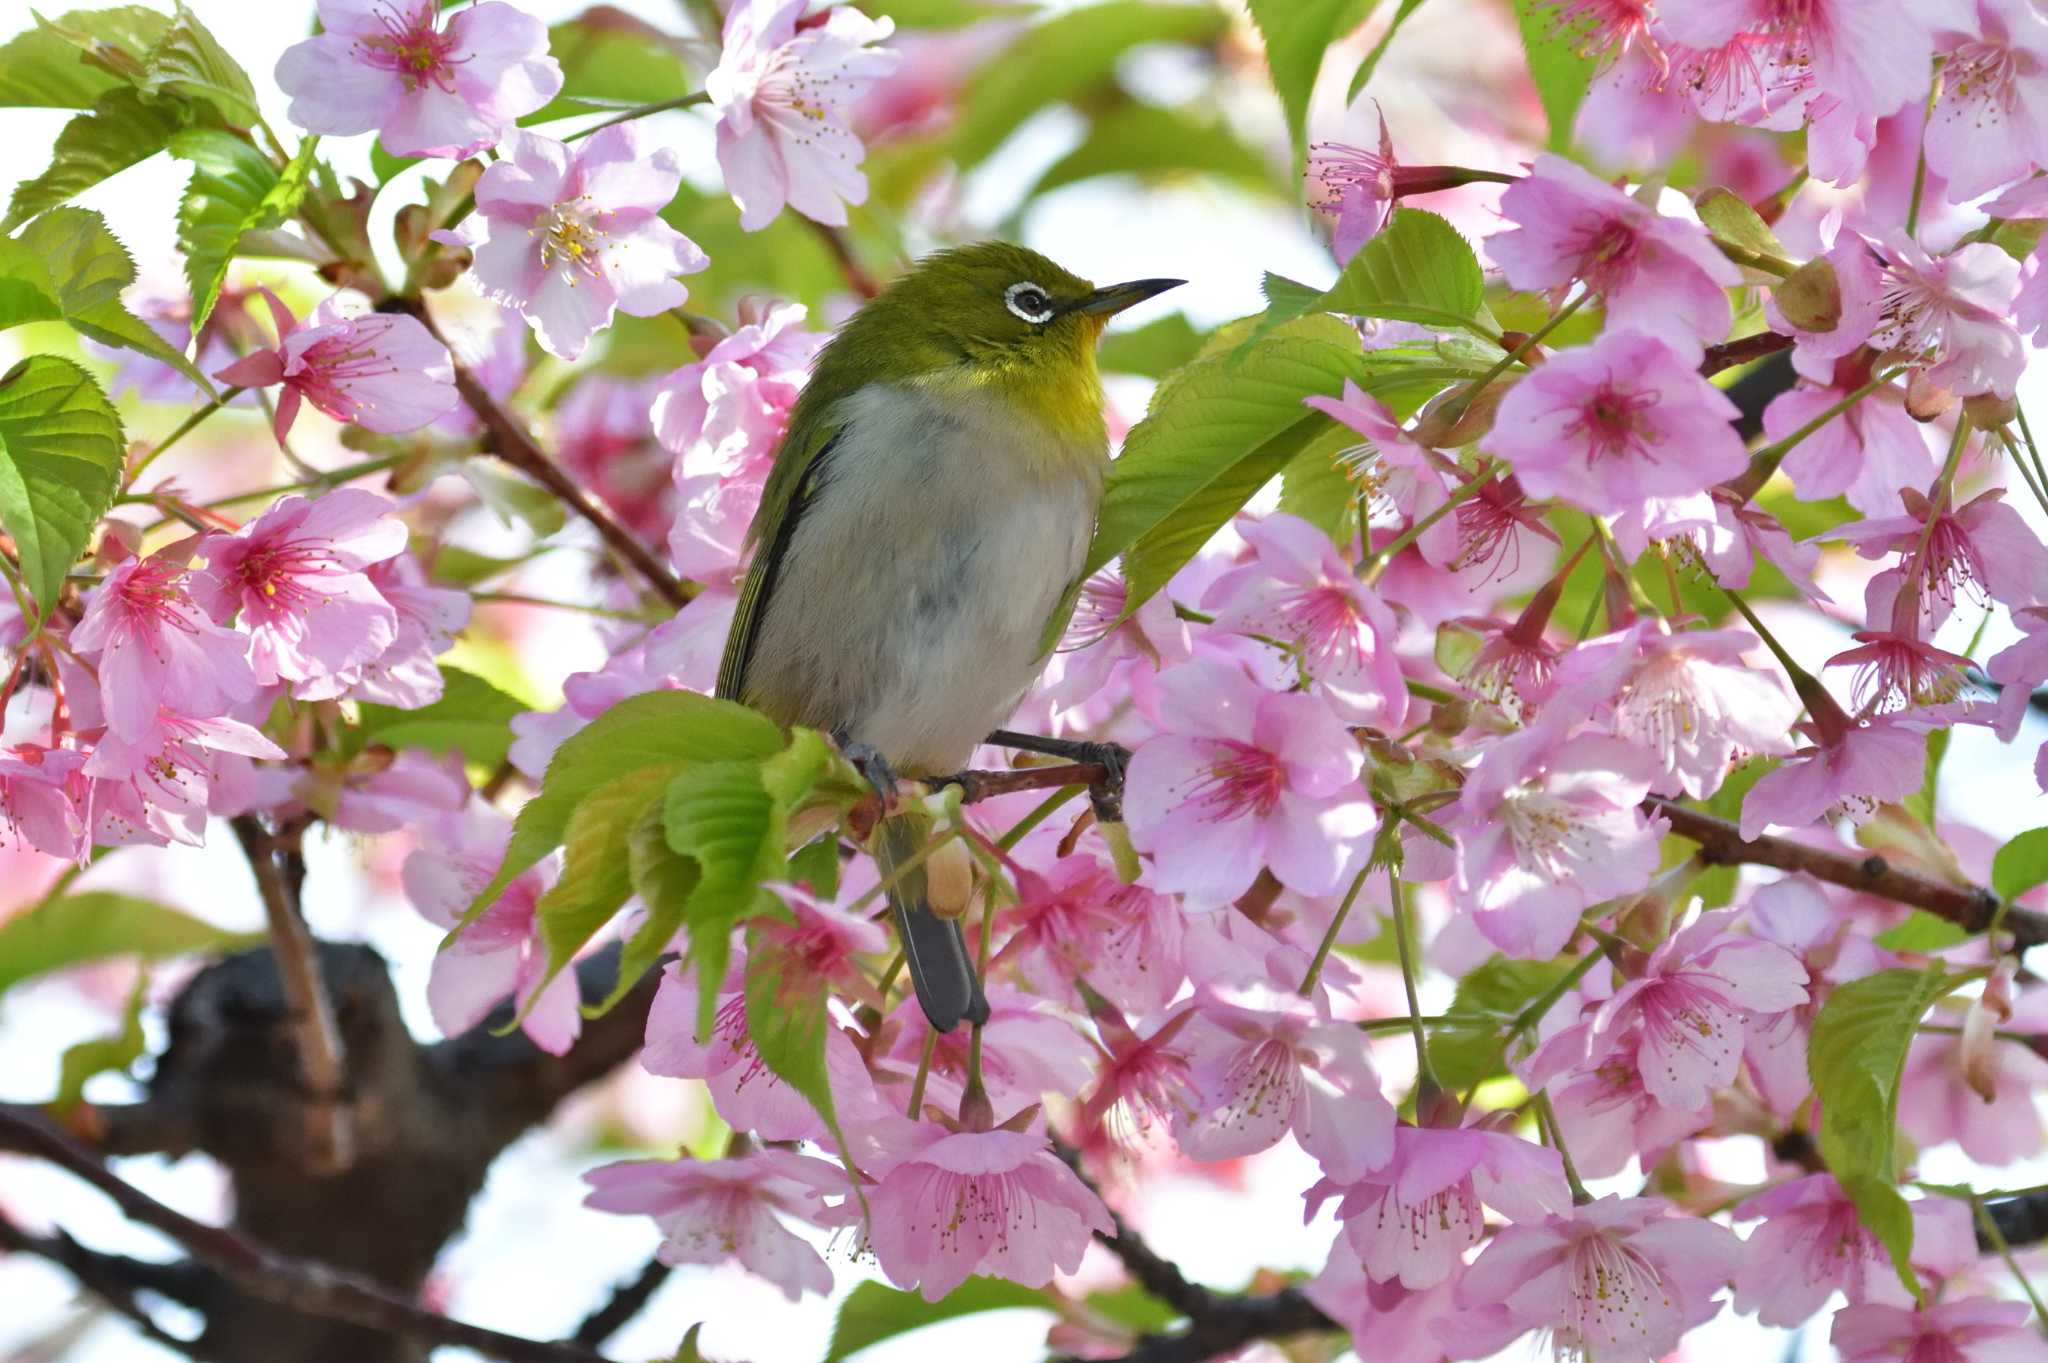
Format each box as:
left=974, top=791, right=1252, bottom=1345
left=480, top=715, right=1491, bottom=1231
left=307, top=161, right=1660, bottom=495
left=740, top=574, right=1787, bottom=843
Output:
left=741, top=382, right=1102, bottom=773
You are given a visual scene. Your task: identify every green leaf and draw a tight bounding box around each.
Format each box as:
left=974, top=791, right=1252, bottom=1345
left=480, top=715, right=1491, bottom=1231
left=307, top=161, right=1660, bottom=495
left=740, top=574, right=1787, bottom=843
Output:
left=525, top=16, right=693, bottom=128
left=0, top=892, right=253, bottom=997
left=1808, top=964, right=1961, bottom=1297
left=1839, top=1174, right=1922, bottom=1302
left=665, top=759, right=786, bottom=1036
left=945, top=3, right=1228, bottom=169
left=0, top=354, right=125, bottom=610
left=1098, top=312, right=1206, bottom=377
left=1083, top=333, right=1364, bottom=625
left=1322, top=207, right=1486, bottom=330
left=0, top=7, right=169, bottom=108
left=1430, top=955, right=1573, bottom=1090
left=532, top=767, right=676, bottom=998
left=170, top=129, right=314, bottom=335
left=595, top=799, right=700, bottom=1013
left=825, top=1279, right=1050, bottom=1363
left=1247, top=0, right=1368, bottom=170
left=1029, top=103, right=1284, bottom=200
left=788, top=835, right=843, bottom=900
left=464, top=458, right=570, bottom=537
left=744, top=918, right=839, bottom=1135
left=1993, top=827, right=2048, bottom=902
left=1276, top=416, right=1359, bottom=541
left=1874, top=911, right=1971, bottom=954
left=3, top=86, right=196, bottom=232
left=668, top=1322, right=709, bottom=1363
left=0, top=208, right=212, bottom=392
left=356, top=666, right=529, bottom=767
left=1907, top=724, right=1952, bottom=828
left=139, top=3, right=258, bottom=128
left=53, top=972, right=149, bottom=1109
left=1512, top=0, right=1597, bottom=151
left=1346, top=0, right=1428, bottom=101
left=457, top=690, right=782, bottom=930
left=862, top=0, right=1010, bottom=27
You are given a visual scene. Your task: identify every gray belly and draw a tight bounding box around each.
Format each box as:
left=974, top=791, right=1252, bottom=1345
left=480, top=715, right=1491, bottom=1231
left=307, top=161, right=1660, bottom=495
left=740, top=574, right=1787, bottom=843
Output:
left=740, top=383, right=1100, bottom=774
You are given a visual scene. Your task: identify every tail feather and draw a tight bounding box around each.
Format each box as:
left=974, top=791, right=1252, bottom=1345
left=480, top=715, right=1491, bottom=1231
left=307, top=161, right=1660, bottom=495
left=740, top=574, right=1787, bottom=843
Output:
left=879, top=816, right=988, bottom=1033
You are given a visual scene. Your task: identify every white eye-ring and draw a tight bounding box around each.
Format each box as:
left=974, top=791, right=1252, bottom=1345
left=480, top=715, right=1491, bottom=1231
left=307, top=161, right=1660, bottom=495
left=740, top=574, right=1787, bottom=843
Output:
left=1004, top=280, right=1056, bottom=324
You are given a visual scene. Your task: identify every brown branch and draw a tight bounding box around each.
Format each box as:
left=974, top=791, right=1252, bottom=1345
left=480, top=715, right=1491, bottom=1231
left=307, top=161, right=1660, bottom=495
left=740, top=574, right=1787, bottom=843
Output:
left=808, top=220, right=881, bottom=299
left=0, top=1209, right=210, bottom=1348
left=1650, top=797, right=2048, bottom=947
left=1050, top=1141, right=1338, bottom=1362
left=230, top=815, right=353, bottom=1175
left=940, top=762, right=1110, bottom=804
left=1700, top=330, right=1793, bottom=376
left=570, top=1256, right=673, bottom=1349
left=450, top=362, right=690, bottom=608
left=0, top=1110, right=617, bottom=1363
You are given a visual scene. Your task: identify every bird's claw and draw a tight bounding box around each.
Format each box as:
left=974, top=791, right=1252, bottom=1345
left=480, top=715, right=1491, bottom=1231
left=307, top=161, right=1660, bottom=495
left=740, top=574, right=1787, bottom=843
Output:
left=835, top=734, right=898, bottom=804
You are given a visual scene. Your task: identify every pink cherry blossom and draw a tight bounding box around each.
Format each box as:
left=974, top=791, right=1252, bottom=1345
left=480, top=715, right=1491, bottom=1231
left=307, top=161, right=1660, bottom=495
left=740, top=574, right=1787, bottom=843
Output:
left=1866, top=234, right=2026, bottom=400
left=1484, top=330, right=1748, bottom=517
left=214, top=291, right=457, bottom=444
left=1445, top=1195, right=1740, bottom=1363
left=84, top=711, right=286, bottom=848
left=1305, top=381, right=1456, bottom=565
left=1742, top=876, right=1889, bottom=1115
left=1927, top=0, right=2048, bottom=201
left=1762, top=381, right=1936, bottom=517
left=1487, top=156, right=1743, bottom=359
left=0, top=744, right=88, bottom=861
left=1166, top=990, right=1394, bottom=1182
left=1547, top=1030, right=1714, bottom=1177
left=191, top=490, right=407, bottom=701
left=1307, top=108, right=1401, bottom=260
left=1657, top=0, right=1940, bottom=129
left=1832, top=1298, right=2048, bottom=1363
left=1202, top=512, right=1409, bottom=727
left=1041, top=567, right=1192, bottom=720
left=433, top=127, right=709, bottom=362
left=1305, top=1121, right=1572, bottom=1289
left=347, top=554, right=469, bottom=710
left=402, top=804, right=580, bottom=1055
left=1897, top=1023, right=2048, bottom=1165
left=865, top=1123, right=1112, bottom=1302
left=331, top=748, right=469, bottom=836
left=655, top=300, right=823, bottom=578
left=552, top=376, right=670, bottom=543
left=879, top=991, right=1096, bottom=1123
left=1126, top=659, right=1374, bottom=906
left=1550, top=620, right=1800, bottom=799
left=1453, top=724, right=1665, bottom=959
left=71, top=548, right=257, bottom=741
left=993, top=853, right=1186, bottom=1015
left=1740, top=708, right=1935, bottom=839
left=583, top=1151, right=844, bottom=1300
left=1582, top=910, right=1809, bottom=1112
left=1833, top=487, right=2048, bottom=610
left=1733, top=1176, right=1975, bottom=1325
left=708, top=0, right=898, bottom=231
left=275, top=0, right=561, bottom=159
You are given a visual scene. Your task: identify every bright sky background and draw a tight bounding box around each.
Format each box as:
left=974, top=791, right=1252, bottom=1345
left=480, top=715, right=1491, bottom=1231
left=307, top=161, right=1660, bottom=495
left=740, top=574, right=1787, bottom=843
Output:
left=3, top=2, right=2047, bottom=1363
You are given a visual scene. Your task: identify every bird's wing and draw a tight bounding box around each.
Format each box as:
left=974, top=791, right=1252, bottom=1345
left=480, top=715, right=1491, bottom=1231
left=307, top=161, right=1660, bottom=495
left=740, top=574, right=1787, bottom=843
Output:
left=716, top=417, right=844, bottom=702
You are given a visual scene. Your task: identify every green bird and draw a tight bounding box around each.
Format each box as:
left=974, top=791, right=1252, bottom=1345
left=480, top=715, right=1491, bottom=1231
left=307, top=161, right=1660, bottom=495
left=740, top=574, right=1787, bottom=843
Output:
left=715, top=242, right=1182, bottom=1033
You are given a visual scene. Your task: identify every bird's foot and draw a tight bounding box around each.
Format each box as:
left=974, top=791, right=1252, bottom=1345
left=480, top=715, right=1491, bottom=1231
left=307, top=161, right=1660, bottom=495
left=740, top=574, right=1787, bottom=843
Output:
left=833, top=731, right=899, bottom=805
left=984, top=730, right=1130, bottom=820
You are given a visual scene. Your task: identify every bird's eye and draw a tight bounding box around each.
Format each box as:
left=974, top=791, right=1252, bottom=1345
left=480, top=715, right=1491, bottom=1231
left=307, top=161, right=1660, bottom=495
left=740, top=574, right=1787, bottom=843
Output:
left=1004, top=281, right=1055, bottom=324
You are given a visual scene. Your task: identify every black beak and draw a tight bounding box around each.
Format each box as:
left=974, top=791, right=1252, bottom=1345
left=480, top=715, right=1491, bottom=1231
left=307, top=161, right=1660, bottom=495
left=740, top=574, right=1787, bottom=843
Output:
left=1073, top=277, right=1185, bottom=318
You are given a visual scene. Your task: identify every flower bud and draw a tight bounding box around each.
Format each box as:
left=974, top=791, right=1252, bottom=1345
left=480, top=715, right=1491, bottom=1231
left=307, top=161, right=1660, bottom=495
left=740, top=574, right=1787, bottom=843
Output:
left=924, top=836, right=974, bottom=920
left=1906, top=370, right=1957, bottom=422
left=1964, top=391, right=2019, bottom=429
left=1960, top=958, right=2017, bottom=1104
left=1773, top=257, right=1841, bottom=333
left=1410, top=381, right=1506, bottom=448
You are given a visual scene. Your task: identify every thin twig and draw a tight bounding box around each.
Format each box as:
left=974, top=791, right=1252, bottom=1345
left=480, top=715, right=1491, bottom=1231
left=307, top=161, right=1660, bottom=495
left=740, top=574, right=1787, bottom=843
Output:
left=448, top=362, right=690, bottom=609
left=570, top=1256, right=674, bottom=1348
left=230, top=815, right=353, bottom=1175
left=1650, top=798, right=2045, bottom=947
left=940, top=762, right=1110, bottom=803
left=809, top=220, right=881, bottom=299
left=0, top=1211, right=204, bottom=1349
left=0, top=1110, right=618, bottom=1363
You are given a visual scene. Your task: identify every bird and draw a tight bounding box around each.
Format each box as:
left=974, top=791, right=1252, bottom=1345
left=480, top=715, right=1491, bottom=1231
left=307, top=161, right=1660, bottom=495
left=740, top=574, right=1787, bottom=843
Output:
left=715, top=241, right=1182, bottom=1033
